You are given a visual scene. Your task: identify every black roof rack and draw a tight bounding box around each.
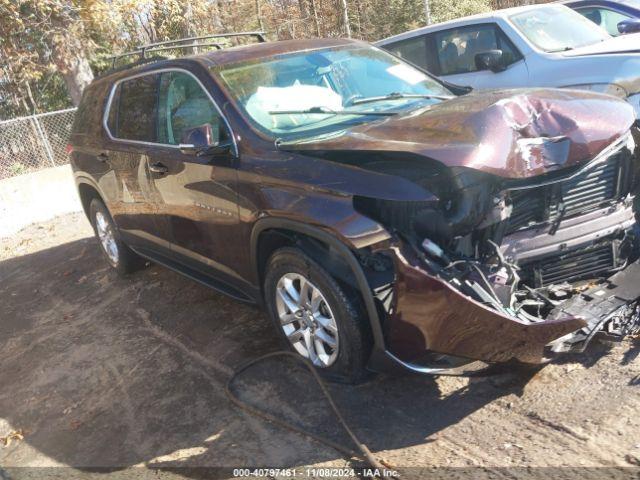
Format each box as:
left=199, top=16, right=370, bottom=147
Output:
left=106, top=31, right=267, bottom=69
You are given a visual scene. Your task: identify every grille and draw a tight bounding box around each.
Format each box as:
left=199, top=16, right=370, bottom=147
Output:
left=522, top=243, right=616, bottom=287
left=507, top=152, right=623, bottom=233
left=509, top=189, right=545, bottom=231
left=550, top=157, right=620, bottom=219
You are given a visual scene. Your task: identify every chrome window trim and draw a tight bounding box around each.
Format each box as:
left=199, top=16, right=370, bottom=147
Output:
left=102, top=67, right=238, bottom=156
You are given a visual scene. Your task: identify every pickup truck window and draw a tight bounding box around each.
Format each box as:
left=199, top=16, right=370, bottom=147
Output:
left=384, top=35, right=441, bottom=74
left=433, top=24, right=521, bottom=76
left=575, top=6, right=632, bottom=36
left=385, top=36, right=429, bottom=70
left=510, top=4, right=610, bottom=52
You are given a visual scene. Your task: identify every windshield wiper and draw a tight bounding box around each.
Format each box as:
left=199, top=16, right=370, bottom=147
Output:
left=268, top=106, right=397, bottom=116
left=350, top=92, right=454, bottom=106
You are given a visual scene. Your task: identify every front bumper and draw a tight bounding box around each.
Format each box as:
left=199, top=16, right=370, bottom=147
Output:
left=547, top=261, right=640, bottom=353
left=382, top=241, right=586, bottom=366
left=378, top=236, right=639, bottom=370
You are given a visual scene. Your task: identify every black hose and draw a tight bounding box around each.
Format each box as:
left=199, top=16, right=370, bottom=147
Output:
left=225, top=351, right=390, bottom=471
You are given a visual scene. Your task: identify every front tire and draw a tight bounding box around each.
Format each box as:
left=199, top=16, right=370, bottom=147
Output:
left=89, top=199, right=143, bottom=275
left=264, top=247, right=372, bottom=384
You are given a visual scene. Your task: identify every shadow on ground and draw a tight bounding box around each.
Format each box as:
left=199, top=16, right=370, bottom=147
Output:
left=0, top=237, right=633, bottom=475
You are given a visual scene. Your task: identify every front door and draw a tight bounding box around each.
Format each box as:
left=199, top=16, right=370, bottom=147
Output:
left=432, top=23, right=529, bottom=90
left=148, top=69, right=244, bottom=286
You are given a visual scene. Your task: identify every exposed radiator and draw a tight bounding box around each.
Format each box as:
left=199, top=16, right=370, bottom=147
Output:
left=549, top=157, right=620, bottom=219
left=507, top=151, right=625, bottom=234
left=522, top=242, right=618, bottom=287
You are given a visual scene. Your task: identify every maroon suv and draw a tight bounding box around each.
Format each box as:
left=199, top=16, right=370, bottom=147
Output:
left=70, top=36, right=640, bottom=383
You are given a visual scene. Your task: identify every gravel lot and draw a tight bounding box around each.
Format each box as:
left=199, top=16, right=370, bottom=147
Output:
left=1, top=190, right=640, bottom=478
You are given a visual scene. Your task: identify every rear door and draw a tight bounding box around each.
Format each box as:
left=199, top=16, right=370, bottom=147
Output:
left=146, top=69, right=243, bottom=286
left=103, top=72, right=171, bottom=253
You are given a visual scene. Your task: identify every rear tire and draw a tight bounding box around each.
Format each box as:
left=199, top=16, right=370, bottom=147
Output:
left=89, top=199, right=143, bottom=276
left=264, top=247, right=372, bottom=384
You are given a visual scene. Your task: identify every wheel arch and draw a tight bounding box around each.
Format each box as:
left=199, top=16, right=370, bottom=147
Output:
left=250, top=218, right=387, bottom=356
left=76, top=179, right=106, bottom=220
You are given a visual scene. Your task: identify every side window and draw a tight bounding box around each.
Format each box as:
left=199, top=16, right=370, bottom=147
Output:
left=385, top=36, right=429, bottom=70
left=434, top=24, right=521, bottom=75
left=108, top=74, right=159, bottom=142
left=157, top=71, right=229, bottom=145
left=576, top=7, right=631, bottom=36
left=74, top=83, right=105, bottom=137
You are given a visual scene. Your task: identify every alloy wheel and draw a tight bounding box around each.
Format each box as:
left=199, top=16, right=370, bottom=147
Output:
left=95, top=211, right=119, bottom=265
left=275, top=272, right=339, bottom=367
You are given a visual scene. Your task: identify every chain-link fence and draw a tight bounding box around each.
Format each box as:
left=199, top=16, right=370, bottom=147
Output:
left=0, top=108, right=77, bottom=180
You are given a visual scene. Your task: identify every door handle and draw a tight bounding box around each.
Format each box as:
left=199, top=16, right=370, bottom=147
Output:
left=97, top=152, right=109, bottom=163
left=149, top=162, right=169, bottom=174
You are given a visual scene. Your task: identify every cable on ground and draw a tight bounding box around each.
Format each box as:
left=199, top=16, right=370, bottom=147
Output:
left=225, top=351, right=392, bottom=471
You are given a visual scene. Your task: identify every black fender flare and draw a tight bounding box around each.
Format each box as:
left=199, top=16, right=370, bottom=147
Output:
left=75, top=173, right=102, bottom=191
left=74, top=175, right=107, bottom=216
left=249, top=217, right=387, bottom=356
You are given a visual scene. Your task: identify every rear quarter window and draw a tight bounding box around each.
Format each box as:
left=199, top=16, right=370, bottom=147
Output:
left=106, top=74, right=159, bottom=142
left=384, top=36, right=429, bottom=69
left=72, top=82, right=110, bottom=138
left=382, top=35, right=442, bottom=75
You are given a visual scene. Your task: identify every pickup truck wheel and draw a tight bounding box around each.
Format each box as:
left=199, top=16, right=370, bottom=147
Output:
left=264, top=247, right=372, bottom=384
left=89, top=199, right=143, bottom=275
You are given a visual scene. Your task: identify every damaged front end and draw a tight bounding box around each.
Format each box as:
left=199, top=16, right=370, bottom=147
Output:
left=281, top=89, right=640, bottom=370
left=355, top=133, right=640, bottom=370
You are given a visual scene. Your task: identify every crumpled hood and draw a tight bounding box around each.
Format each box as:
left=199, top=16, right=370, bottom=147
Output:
left=280, top=89, right=636, bottom=179
left=562, top=32, right=640, bottom=56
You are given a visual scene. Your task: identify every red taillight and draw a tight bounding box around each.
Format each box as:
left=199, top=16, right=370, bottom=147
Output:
left=65, top=144, right=73, bottom=155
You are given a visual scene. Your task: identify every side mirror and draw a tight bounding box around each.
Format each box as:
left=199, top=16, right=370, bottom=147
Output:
left=179, top=123, right=214, bottom=154
left=178, top=124, right=233, bottom=157
left=617, top=18, right=640, bottom=34
left=474, top=49, right=506, bottom=73
left=179, top=140, right=233, bottom=157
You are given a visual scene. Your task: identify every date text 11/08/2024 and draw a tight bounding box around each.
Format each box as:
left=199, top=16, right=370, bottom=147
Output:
left=232, top=468, right=399, bottom=477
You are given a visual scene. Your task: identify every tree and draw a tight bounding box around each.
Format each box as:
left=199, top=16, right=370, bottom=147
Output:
left=47, top=5, right=95, bottom=105
left=0, top=0, right=95, bottom=114
left=0, top=0, right=500, bottom=119
left=340, top=0, right=352, bottom=37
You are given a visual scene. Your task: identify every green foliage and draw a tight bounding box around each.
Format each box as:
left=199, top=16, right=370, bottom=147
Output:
left=31, top=73, right=73, bottom=111
left=431, top=0, right=492, bottom=24
left=363, top=0, right=492, bottom=40
left=9, top=162, right=28, bottom=176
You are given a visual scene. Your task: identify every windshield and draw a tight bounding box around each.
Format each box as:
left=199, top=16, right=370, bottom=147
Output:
left=510, top=5, right=610, bottom=52
left=213, top=45, right=453, bottom=140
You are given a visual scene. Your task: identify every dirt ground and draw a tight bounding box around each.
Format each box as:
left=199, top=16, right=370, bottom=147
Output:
left=1, top=211, right=640, bottom=479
